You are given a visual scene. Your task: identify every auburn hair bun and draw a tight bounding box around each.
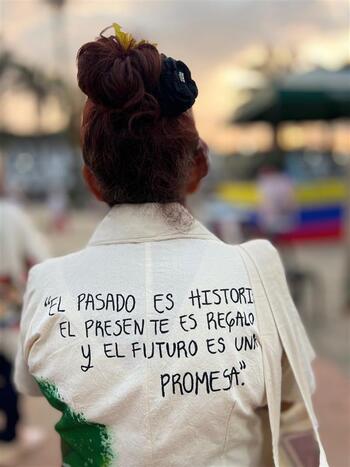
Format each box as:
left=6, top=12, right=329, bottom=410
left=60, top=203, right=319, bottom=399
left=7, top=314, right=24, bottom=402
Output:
left=77, top=25, right=200, bottom=206
left=76, top=36, right=161, bottom=112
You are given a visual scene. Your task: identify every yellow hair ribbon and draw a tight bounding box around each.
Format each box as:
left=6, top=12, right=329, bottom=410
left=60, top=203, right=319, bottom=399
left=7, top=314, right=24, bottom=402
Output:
left=112, top=23, right=157, bottom=50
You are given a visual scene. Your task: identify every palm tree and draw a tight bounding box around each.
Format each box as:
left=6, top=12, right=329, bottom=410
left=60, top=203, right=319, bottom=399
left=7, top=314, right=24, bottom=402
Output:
left=45, top=0, right=68, bottom=74
left=44, top=0, right=83, bottom=145
left=0, top=49, right=70, bottom=134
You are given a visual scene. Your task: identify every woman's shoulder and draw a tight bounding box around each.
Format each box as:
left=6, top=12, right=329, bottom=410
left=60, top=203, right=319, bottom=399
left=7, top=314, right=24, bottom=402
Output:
left=27, top=248, right=87, bottom=287
left=236, top=238, right=284, bottom=275
left=238, top=238, right=278, bottom=256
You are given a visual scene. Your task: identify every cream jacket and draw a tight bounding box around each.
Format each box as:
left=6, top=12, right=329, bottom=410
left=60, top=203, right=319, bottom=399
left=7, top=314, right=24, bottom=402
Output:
left=14, top=203, right=327, bottom=467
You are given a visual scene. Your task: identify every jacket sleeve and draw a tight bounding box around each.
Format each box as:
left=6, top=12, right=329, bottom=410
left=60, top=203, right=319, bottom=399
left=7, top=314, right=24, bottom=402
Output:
left=267, top=240, right=317, bottom=396
left=240, top=239, right=328, bottom=466
left=249, top=239, right=317, bottom=393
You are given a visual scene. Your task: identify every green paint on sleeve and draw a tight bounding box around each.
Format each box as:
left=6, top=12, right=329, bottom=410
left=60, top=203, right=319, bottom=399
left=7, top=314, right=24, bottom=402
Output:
left=36, top=378, right=115, bottom=467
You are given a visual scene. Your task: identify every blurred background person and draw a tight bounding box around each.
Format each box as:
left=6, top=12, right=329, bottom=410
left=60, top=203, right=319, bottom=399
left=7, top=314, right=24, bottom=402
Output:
left=257, top=165, right=297, bottom=242
left=0, top=155, right=50, bottom=462
left=47, top=184, right=69, bottom=232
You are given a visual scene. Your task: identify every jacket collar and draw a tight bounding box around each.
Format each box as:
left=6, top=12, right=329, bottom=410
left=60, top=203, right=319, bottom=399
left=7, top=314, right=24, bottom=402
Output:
left=87, top=202, right=220, bottom=246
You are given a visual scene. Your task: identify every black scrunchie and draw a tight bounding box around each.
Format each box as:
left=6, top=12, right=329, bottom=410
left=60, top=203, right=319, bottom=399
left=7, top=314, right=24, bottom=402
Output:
left=153, top=55, right=198, bottom=117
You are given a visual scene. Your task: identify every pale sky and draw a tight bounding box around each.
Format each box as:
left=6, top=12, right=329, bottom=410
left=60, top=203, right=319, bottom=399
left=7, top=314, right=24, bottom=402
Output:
left=1, top=0, right=349, bottom=153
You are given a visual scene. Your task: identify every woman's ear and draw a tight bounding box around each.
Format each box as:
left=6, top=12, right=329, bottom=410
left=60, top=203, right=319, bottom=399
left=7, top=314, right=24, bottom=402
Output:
left=82, top=165, right=104, bottom=201
left=186, top=138, right=210, bottom=194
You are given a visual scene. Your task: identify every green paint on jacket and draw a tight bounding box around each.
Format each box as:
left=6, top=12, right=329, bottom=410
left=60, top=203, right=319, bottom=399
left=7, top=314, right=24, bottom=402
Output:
left=36, top=378, right=115, bottom=467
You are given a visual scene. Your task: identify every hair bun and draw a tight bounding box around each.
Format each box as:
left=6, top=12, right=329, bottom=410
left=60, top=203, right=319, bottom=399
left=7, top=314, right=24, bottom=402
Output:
left=76, top=36, right=161, bottom=111
left=77, top=26, right=198, bottom=120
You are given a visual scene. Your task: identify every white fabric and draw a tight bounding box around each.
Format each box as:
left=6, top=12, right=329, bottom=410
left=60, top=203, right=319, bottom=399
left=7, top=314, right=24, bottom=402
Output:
left=14, top=203, right=321, bottom=467
left=239, top=241, right=328, bottom=467
left=0, top=200, right=49, bottom=361
left=0, top=200, right=49, bottom=286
